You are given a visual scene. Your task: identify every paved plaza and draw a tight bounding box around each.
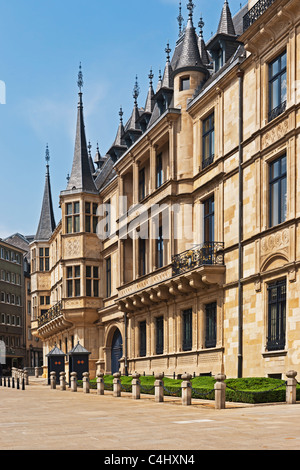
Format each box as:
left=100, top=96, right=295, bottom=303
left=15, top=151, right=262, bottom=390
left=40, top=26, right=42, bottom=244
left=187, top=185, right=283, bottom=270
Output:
left=1, top=377, right=300, bottom=451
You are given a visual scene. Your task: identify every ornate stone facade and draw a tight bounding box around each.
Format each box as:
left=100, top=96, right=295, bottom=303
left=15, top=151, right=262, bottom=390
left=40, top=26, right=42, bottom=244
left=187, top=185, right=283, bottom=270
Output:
left=31, top=0, right=300, bottom=380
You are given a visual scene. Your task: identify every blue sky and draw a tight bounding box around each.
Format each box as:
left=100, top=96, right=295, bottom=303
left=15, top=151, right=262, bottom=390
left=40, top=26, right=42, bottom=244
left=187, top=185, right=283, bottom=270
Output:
left=0, top=0, right=247, bottom=238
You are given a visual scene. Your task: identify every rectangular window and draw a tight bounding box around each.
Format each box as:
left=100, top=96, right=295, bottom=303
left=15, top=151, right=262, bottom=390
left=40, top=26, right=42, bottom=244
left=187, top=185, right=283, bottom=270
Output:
left=156, top=225, right=164, bottom=269
left=66, top=266, right=81, bottom=298
left=139, top=168, right=145, bottom=201
left=205, top=302, right=217, bottom=348
left=86, top=266, right=99, bottom=297
left=139, top=321, right=147, bottom=357
left=202, top=113, right=215, bottom=169
left=156, top=153, right=163, bottom=189
left=156, top=316, right=164, bottom=355
left=182, top=309, right=192, bottom=351
left=139, top=238, right=146, bottom=276
left=106, top=257, right=111, bottom=298
left=66, top=202, right=80, bottom=234
left=269, top=155, right=287, bottom=227
left=180, top=76, right=190, bottom=91
left=204, top=196, right=215, bottom=243
left=267, top=280, right=286, bottom=351
left=269, top=51, right=287, bottom=122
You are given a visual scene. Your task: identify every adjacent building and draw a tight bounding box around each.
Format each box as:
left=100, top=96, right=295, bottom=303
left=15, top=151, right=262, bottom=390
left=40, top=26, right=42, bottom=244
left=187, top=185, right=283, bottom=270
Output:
left=0, top=238, right=26, bottom=372
left=31, top=0, right=300, bottom=381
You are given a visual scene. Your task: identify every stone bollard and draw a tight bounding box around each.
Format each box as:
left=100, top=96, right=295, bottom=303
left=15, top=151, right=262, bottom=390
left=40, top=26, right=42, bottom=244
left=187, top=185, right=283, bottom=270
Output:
left=97, top=372, right=105, bottom=396
left=155, top=373, right=164, bottom=403
left=35, top=367, right=39, bottom=378
left=24, top=369, right=29, bottom=386
left=113, top=372, right=121, bottom=397
left=83, top=372, right=90, bottom=394
left=181, top=373, right=192, bottom=406
left=132, top=372, right=141, bottom=400
left=286, top=370, right=297, bottom=404
left=60, top=372, right=66, bottom=391
left=50, top=372, right=56, bottom=390
left=214, top=373, right=226, bottom=409
left=70, top=372, right=78, bottom=392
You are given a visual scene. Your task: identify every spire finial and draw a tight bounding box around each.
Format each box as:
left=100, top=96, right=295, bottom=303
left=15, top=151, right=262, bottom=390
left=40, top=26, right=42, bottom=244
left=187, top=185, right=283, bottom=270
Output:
left=187, top=0, right=195, bottom=20
left=88, top=141, right=92, bottom=157
left=77, top=62, right=83, bottom=92
left=133, top=75, right=139, bottom=106
left=177, top=1, right=184, bottom=37
left=119, top=106, right=123, bottom=123
left=165, top=43, right=171, bottom=62
left=149, top=68, right=154, bottom=86
left=45, top=144, right=50, bottom=166
left=198, top=16, right=204, bottom=38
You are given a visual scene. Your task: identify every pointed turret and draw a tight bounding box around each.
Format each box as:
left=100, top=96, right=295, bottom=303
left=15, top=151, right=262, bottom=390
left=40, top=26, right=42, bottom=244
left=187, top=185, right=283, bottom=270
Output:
left=217, top=0, right=236, bottom=36
left=174, top=0, right=207, bottom=76
left=35, top=145, right=56, bottom=241
left=144, top=69, right=155, bottom=114
left=127, top=75, right=141, bottom=131
left=94, top=142, right=107, bottom=170
left=198, top=17, right=211, bottom=67
left=206, top=1, right=239, bottom=72
left=66, top=64, right=97, bottom=193
left=161, top=43, right=173, bottom=89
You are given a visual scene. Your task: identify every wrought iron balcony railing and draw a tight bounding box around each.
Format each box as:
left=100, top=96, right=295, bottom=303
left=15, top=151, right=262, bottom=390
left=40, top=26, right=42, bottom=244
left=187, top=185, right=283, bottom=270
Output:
left=172, top=242, right=225, bottom=276
left=38, top=301, right=62, bottom=328
left=202, top=154, right=214, bottom=170
left=243, top=0, right=276, bottom=31
left=268, top=100, right=286, bottom=122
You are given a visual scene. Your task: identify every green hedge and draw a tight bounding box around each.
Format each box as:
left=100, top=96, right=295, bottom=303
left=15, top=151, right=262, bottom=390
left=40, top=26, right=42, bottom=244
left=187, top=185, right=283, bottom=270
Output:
left=77, top=375, right=299, bottom=404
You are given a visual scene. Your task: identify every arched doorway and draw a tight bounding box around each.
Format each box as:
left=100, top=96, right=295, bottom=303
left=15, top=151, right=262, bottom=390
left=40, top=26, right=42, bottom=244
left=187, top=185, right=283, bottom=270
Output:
left=111, top=329, right=123, bottom=374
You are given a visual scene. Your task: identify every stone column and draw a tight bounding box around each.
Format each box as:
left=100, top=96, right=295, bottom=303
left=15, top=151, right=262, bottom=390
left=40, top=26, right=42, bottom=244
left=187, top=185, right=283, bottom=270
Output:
left=97, top=372, right=105, bottom=395
left=70, top=372, right=78, bottom=392
left=83, top=372, right=90, bottom=394
left=60, top=372, right=66, bottom=391
left=113, top=372, right=121, bottom=397
left=181, top=373, right=192, bottom=406
left=50, top=372, right=56, bottom=390
left=214, top=373, right=226, bottom=409
left=132, top=372, right=141, bottom=400
left=286, top=370, right=297, bottom=404
left=155, top=373, right=164, bottom=403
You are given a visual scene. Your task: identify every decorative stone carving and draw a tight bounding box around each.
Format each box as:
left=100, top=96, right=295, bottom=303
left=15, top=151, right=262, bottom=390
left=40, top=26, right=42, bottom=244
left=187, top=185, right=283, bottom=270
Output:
left=261, top=229, right=289, bottom=255
left=262, top=119, right=288, bottom=149
left=65, top=238, right=81, bottom=258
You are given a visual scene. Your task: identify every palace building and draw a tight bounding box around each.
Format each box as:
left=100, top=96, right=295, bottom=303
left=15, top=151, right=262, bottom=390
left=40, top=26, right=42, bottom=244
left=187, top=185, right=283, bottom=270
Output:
left=30, top=0, right=300, bottom=380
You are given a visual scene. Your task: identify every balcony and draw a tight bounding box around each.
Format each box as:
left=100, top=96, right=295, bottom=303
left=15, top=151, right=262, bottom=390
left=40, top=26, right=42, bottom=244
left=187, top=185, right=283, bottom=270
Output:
left=243, top=0, right=276, bottom=31
left=268, top=100, right=286, bottom=123
left=172, top=242, right=224, bottom=276
left=38, top=301, right=62, bottom=328
left=117, top=242, right=225, bottom=314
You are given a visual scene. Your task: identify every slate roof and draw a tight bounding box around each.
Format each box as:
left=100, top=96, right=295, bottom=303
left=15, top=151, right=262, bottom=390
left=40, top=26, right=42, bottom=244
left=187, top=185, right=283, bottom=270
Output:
left=66, top=92, right=98, bottom=194
left=67, top=341, right=91, bottom=355
left=35, top=164, right=56, bottom=241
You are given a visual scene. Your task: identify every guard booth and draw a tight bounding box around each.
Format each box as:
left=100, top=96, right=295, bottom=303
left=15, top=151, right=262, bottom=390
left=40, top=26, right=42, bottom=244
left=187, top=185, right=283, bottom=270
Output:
left=68, top=342, right=91, bottom=383
left=46, top=345, right=66, bottom=385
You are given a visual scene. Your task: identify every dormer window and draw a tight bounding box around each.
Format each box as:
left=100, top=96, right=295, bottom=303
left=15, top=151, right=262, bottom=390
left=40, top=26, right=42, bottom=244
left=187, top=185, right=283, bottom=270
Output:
left=180, top=76, right=190, bottom=91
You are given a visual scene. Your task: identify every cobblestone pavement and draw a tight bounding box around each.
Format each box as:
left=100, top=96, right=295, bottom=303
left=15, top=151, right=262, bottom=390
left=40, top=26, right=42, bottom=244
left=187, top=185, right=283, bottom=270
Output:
left=1, top=377, right=300, bottom=451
